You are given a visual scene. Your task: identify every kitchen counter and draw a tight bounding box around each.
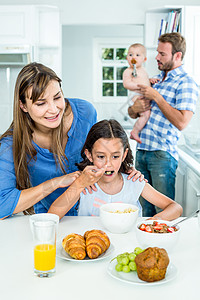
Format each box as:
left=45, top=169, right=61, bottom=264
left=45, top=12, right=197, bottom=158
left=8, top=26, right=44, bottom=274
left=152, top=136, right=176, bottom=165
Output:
left=178, top=145, right=200, bottom=176
left=1, top=215, right=200, bottom=300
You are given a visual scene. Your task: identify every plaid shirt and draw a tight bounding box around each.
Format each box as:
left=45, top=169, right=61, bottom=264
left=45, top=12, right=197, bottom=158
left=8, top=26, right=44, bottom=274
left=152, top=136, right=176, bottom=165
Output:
left=137, top=65, right=199, bottom=160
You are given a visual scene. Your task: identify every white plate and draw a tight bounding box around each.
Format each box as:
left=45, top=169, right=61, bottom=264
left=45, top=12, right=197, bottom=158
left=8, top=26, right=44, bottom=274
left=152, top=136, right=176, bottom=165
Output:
left=57, top=242, right=115, bottom=262
left=107, top=260, right=177, bottom=285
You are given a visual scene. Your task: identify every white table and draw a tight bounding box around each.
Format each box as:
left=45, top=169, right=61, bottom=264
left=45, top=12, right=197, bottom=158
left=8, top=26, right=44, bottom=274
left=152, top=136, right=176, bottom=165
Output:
left=1, top=215, right=200, bottom=300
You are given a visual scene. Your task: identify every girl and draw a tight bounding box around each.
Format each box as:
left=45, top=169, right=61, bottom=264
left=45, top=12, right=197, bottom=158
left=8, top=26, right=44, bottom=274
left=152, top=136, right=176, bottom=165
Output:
left=49, top=119, right=182, bottom=220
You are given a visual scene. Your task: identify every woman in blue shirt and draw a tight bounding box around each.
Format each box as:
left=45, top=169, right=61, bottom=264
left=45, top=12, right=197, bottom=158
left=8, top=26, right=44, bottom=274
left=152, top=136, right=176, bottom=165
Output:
left=0, top=62, right=98, bottom=218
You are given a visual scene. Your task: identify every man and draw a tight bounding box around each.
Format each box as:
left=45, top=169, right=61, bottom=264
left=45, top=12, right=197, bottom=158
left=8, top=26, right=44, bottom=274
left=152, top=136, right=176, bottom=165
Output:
left=128, top=32, right=199, bottom=217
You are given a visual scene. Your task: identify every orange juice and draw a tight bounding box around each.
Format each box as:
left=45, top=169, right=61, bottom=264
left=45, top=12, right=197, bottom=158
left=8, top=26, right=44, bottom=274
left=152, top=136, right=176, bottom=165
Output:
left=34, top=244, right=56, bottom=271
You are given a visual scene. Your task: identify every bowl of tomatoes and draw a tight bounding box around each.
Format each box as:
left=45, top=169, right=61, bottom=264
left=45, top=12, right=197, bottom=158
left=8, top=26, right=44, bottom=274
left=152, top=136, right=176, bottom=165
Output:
left=135, top=220, right=181, bottom=253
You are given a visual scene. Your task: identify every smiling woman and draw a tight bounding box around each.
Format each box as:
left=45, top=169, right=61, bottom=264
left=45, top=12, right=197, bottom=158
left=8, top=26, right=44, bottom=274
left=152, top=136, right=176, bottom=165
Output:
left=0, top=62, right=98, bottom=219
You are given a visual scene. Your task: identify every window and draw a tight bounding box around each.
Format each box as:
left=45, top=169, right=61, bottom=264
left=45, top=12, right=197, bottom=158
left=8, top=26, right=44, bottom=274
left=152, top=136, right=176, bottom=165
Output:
left=93, top=38, right=138, bottom=103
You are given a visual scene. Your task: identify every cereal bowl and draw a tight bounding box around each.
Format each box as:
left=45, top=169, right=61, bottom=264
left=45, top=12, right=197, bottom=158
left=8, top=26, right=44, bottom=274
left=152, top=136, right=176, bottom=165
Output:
left=135, top=219, right=181, bottom=253
left=100, top=203, right=139, bottom=234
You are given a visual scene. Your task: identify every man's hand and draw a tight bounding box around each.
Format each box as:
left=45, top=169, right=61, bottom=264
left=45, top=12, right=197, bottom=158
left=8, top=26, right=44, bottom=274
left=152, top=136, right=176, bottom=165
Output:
left=137, top=84, right=161, bottom=100
left=128, top=96, right=151, bottom=119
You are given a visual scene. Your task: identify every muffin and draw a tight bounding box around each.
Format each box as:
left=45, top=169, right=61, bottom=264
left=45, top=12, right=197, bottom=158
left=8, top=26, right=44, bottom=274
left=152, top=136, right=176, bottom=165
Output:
left=135, top=247, right=169, bottom=282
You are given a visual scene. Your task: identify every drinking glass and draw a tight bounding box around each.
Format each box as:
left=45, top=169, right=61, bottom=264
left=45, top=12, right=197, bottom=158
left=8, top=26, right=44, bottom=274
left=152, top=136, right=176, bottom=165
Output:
left=32, top=220, right=56, bottom=278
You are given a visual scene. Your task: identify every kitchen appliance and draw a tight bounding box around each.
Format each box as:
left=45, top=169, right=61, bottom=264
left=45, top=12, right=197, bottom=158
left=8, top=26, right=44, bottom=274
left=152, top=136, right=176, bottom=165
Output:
left=0, top=45, right=33, bottom=133
left=0, top=44, right=32, bottom=66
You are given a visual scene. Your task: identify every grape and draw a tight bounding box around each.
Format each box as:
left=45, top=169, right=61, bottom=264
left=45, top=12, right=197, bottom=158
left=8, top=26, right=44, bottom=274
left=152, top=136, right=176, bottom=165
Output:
left=128, top=252, right=136, bottom=261
left=117, top=255, right=123, bottom=264
left=121, top=256, right=129, bottom=265
left=134, top=247, right=143, bottom=255
left=114, top=248, right=144, bottom=273
left=115, top=263, right=123, bottom=272
left=129, top=261, right=137, bottom=271
left=122, top=265, right=130, bottom=273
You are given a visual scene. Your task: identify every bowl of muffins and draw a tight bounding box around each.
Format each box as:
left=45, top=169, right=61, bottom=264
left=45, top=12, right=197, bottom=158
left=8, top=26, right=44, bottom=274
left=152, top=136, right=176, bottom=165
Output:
left=135, top=220, right=180, bottom=252
left=100, top=203, right=139, bottom=234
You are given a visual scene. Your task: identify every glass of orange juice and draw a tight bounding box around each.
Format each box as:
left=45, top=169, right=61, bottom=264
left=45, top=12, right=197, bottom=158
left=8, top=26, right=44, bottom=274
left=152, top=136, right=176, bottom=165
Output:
left=32, top=220, right=56, bottom=277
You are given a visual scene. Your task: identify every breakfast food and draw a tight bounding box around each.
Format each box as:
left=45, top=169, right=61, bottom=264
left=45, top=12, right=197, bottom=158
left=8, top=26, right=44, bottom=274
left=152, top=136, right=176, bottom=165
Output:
left=139, top=221, right=178, bottom=233
left=62, top=229, right=110, bottom=260
left=84, top=229, right=110, bottom=259
left=114, top=247, right=144, bottom=273
left=62, top=233, right=86, bottom=260
left=135, top=247, right=169, bottom=282
left=109, top=208, right=137, bottom=214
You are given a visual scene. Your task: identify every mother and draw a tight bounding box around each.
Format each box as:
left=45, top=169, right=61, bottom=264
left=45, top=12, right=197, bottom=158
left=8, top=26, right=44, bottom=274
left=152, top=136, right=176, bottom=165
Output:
left=0, top=62, right=142, bottom=219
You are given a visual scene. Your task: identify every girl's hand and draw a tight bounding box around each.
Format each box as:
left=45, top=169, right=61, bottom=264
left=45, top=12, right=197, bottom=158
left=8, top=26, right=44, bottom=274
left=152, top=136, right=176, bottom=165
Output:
left=76, top=165, right=106, bottom=189
left=57, top=171, right=81, bottom=188
left=127, top=167, right=147, bottom=182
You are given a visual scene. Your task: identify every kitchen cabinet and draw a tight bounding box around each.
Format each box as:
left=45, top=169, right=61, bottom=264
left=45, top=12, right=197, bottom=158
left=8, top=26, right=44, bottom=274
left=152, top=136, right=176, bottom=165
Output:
left=0, top=6, right=33, bottom=45
left=185, top=168, right=200, bottom=216
left=0, top=5, right=61, bottom=76
left=145, top=5, right=200, bottom=84
left=175, top=157, right=187, bottom=215
left=175, top=148, right=200, bottom=216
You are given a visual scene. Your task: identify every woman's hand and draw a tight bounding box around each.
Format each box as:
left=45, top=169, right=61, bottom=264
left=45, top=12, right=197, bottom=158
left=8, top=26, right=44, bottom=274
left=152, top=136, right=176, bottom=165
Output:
left=56, top=171, right=81, bottom=188
left=127, top=167, right=147, bottom=182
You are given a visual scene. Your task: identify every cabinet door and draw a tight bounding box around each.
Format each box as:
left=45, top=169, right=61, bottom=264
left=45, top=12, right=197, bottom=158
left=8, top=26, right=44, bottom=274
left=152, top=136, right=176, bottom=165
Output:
left=185, top=169, right=200, bottom=216
left=175, top=159, right=187, bottom=215
left=0, top=6, right=34, bottom=44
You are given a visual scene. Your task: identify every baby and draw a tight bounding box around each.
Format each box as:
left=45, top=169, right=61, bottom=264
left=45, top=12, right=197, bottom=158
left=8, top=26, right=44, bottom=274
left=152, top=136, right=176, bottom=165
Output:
left=123, top=43, right=151, bottom=143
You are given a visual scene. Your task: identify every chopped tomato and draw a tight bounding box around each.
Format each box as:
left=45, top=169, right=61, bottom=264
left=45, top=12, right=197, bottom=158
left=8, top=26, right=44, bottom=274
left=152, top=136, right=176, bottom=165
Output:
left=160, top=223, right=167, bottom=226
left=153, top=225, right=163, bottom=231
left=139, top=224, right=146, bottom=231
left=145, top=225, right=152, bottom=233
left=167, top=227, right=175, bottom=233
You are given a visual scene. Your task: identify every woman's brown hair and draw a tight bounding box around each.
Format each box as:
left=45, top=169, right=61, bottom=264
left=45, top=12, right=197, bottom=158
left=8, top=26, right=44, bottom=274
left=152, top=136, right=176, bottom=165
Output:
left=0, top=62, right=70, bottom=214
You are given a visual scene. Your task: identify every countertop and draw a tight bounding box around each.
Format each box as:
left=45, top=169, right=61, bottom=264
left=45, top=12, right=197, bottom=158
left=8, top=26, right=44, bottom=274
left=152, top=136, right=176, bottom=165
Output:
left=1, top=215, right=200, bottom=300
left=178, top=145, right=200, bottom=176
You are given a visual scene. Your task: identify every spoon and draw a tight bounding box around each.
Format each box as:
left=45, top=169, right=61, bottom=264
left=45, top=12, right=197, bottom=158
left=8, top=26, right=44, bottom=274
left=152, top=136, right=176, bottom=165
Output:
left=171, top=209, right=200, bottom=227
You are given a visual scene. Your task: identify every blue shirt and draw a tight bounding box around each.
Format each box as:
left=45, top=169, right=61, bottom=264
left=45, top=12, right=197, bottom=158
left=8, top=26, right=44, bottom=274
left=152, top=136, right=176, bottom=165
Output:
left=78, top=173, right=145, bottom=217
left=0, top=98, right=97, bottom=218
left=137, top=66, right=199, bottom=160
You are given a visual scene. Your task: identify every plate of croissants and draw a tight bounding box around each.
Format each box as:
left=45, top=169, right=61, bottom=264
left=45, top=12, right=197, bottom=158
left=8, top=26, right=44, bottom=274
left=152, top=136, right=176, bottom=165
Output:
left=57, top=229, right=114, bottom=261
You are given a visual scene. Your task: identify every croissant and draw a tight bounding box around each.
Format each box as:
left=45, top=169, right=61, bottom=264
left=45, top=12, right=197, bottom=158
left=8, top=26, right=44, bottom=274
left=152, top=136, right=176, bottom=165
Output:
left=84, top=229, right=110, bottom=259
left=62, top=233, right=86, bottom=260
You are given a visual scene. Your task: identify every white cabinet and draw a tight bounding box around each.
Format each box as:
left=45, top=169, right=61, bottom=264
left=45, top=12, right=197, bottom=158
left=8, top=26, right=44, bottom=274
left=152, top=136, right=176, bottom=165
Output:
left=0, top=6, right=34, bottom=45
left=185, top=169, right=200, bottom=216
left=175, top=157, right=187, bottom=215
left=175, top=150, right=200, bottom=217
left=0, top=5, right=61, bottom=76
left=145, top=5, right=200, bottom=84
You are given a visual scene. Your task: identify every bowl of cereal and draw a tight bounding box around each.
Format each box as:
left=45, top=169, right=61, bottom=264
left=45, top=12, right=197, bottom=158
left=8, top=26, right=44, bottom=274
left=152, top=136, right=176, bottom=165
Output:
left=100, top=203, right=139, bottom=234
left=135, top=220, right=181, bottom=252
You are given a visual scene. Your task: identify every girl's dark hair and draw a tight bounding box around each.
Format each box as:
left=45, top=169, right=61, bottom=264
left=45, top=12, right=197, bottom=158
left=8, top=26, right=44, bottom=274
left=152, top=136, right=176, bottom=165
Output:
left=77, top=119, right=134, bottom=174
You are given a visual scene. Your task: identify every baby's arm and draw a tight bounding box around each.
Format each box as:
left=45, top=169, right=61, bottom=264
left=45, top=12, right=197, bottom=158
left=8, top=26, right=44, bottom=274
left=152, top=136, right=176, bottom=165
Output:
left=123, top=68, right=140, bottom=91
left=149, top=78, right=160, bottom=85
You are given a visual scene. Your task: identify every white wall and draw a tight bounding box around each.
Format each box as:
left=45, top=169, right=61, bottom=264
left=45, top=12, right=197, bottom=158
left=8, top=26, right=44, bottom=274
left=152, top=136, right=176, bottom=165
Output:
left=0, top=0, right=200, bottom=24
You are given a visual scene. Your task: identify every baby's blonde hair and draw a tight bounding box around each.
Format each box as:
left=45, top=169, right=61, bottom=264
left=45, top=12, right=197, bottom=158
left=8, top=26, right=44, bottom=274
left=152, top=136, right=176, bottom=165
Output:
left=128, top=43, right=147, bottom=57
